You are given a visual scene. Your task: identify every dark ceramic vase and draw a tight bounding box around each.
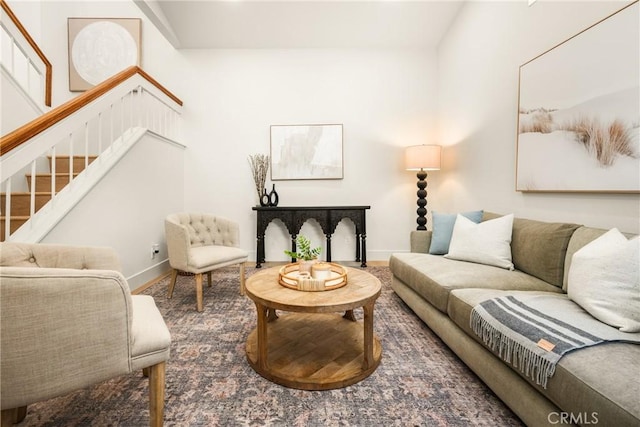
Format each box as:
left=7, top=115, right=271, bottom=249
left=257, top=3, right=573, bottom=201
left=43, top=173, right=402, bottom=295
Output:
left=268, top=184, right=279, bottom=207
left=260, top=188, right=270, bottom=207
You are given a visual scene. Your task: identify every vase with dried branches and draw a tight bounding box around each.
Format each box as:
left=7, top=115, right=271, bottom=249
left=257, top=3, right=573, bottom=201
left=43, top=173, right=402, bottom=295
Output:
left=248, top=154, right=270, bottom=205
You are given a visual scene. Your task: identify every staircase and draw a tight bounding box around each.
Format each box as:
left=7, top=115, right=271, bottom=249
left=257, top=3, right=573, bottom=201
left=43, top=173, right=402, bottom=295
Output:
left=2, top=1, right=181, bottom=245
left=1, top=155, right=96, bottom=241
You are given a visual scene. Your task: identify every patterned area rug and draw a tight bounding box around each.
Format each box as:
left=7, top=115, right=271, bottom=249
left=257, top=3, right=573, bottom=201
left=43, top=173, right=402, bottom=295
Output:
left=22, top=266, right=523, bottom=426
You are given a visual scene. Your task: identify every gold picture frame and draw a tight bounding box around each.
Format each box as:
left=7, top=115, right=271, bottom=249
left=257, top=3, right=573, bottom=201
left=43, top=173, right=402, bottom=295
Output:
left=68, top=17, right=141, bottom=92
left=515, top=2, right=639, bottom=193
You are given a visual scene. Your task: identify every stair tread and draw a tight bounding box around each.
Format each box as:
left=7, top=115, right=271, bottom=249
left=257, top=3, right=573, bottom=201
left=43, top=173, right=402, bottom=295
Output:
left=47, top=155, right=98, bottom=158
left=26, top=173, right=82, bottom=176
left=1, top=192, right=54, bottom=195
left=3, top=154, right=98, bottom=241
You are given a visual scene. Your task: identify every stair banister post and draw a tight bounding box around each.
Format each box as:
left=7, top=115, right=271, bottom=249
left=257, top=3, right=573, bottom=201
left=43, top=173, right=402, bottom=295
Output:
left=84, top=121, right=89, bottom=171
left=120, top=96, right=125, bottom=138
left=138, top=86, right=143, bottom=127
left=4, top=178, right=11, bottom=239
left=29, top=160, right=36, bottom=220
left=98, top=112, right=103, bottom=155
left=110, top=103, right=114, bottom=147
left=9, top=33, right=15, bottom=75
left=68, top=133, right=73, bottom=185
left=130, top=88, right=134, bottom=135
left=51, top=145, right=56, bottom=202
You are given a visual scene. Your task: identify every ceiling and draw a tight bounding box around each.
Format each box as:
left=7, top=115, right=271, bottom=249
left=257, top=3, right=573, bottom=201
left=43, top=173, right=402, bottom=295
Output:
left=134, top=0, right=466, bottom=49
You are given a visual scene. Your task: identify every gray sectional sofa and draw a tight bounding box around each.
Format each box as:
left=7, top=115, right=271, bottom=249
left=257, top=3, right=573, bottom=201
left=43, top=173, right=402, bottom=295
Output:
left=389, top=213, right=640, bottom=427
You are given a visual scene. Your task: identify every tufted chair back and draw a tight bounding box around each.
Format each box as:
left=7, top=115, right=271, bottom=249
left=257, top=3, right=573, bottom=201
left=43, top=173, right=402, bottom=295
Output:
left=164, top=213, right=248, bottom=312
left=169, top=212, right=240, bottom=249
left=0, top=242, right=121, bottom=270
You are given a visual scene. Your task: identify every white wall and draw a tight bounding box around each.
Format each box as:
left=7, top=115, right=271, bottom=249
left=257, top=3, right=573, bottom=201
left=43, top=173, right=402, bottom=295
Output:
left=437, top=0, right=640, bottom=233
left=8, top=1, right=435, bottom=262
left=3, top=1, right=187, bottom=288
left=42, top=134, right=185, bottom=289
left=0, top=70, right=42, bottom=134
left=2, top=0, right=45, bottom=134
left=9, top=0, right=637, bottom=275
left=176, top=49, right=439, bottom=262
left=6, top=0, right=181, bottom=108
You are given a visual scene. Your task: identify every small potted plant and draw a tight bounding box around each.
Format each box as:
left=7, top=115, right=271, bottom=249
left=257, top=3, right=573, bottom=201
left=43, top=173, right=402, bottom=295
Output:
left=284, top=235, right=322, bottom=273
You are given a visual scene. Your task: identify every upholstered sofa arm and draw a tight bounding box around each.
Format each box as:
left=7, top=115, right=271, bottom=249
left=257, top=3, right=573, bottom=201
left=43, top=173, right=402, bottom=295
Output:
left=410, top=230, right=432, bottom=254
left=0, top=242, right=121, bottom=271
left=0, top=267, right=133, bottom=410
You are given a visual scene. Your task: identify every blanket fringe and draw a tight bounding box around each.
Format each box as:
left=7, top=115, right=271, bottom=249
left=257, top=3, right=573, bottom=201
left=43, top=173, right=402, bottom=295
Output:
left=471, top=310, right=556, bottom=389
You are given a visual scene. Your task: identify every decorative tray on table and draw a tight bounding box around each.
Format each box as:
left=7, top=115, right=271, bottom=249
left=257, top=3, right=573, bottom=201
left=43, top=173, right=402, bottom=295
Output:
left=278, top=262, right=348, bottom=291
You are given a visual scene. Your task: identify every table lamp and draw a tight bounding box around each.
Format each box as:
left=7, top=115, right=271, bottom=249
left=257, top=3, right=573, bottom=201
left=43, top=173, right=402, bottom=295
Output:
left=405, top=144, right=441, bottom=230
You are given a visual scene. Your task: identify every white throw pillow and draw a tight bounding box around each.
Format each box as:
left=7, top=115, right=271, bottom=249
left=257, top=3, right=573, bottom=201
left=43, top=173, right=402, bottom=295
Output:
left=567, top=228, right=640, bottom=333
left=445, top=213, right=514, bottom=270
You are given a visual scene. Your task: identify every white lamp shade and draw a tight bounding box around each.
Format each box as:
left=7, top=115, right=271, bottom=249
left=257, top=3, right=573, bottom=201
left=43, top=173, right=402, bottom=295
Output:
left=405, top=145, right=441, bottom=171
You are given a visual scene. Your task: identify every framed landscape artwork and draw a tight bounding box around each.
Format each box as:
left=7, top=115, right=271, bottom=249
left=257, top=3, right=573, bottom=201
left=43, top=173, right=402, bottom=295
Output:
left=270, top=124, right=344, bottom=180
left=68, top=18, right=141, bottom=91
left=516, top=1, right=639, bottom=193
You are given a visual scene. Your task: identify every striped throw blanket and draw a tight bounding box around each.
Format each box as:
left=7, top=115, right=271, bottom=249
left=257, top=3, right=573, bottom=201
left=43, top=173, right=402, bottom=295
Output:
left=470, top=294, right=640, bottom=389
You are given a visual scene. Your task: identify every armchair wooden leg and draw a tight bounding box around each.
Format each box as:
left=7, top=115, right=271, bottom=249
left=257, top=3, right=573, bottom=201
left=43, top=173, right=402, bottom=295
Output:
left=239, top=263, right=246, bottom=296
left=148, top=362, right=166, bottom=427
left=1, top=406, right=26, bottom=426
left=1, top=409, right=14, bottom=426
left=167, top=269, right=178, bottom=299
left=195, top=273, right=204, bottom=312
left=15, top=407, right=26, bottom=423
left=206, top=271, right=212, bottom=287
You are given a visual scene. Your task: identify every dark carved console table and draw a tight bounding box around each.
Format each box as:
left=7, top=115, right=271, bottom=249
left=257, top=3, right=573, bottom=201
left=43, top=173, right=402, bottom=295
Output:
left=252, top=206, right=371, bottom=268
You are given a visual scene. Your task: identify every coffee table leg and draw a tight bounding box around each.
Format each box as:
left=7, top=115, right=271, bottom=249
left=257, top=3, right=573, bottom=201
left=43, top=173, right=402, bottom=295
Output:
left=363, top=302, right=375, bottom=369
left=267, top=308, right=279, bottom=322
left=255, top=302, right=269, bottom=370
left=343, top=310, right=356, bottom=321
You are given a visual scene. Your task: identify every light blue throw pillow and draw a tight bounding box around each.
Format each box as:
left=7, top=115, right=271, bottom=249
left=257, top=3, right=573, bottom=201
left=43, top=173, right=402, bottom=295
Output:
left=429, top=210, right=484, bottom=255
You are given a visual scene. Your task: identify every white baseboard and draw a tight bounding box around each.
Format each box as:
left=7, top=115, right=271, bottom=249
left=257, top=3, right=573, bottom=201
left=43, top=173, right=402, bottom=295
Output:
left=127, top=259, right=171, bottom=291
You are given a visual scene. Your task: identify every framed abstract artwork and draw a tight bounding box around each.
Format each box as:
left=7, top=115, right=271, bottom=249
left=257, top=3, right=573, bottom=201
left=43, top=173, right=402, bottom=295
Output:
left=68, top=18, right=141, bottom=92
left=516, top=2, right=639, bottom=193
left=270, top=124, right=344, bottom=180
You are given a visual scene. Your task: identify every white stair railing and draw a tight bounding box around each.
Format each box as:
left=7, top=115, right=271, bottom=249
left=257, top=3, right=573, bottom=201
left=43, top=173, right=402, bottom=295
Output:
left=1, top=70, right=182, bottom=241
left=0, top=0, right=51, bottom=109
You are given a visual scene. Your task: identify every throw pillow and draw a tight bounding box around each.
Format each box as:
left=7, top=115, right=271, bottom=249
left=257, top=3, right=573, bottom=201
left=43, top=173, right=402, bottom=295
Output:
left=429, top=210, right=484, bottom=255
left=445, top=213, right=514, bottom=270
left=567, top=228, right=640, bottom=333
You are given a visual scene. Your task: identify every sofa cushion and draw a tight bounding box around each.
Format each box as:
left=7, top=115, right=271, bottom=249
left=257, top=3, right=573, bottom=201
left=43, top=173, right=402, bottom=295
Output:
left=567, top=228, right=640, bottom=332
left=563, top=227, right=638, bottom=291
left=445, top=214, right=514, bottom=269
left=189, top=245, right=248, bottom=270
left=483, top=212, right=580, bottom=287
left=448, top=288, right=640, bottom=426
left=429, top=210, right=483, bottom=255
left=130, top=295, right=172, bottom=370
left=388, top=252, right=560, bottom=313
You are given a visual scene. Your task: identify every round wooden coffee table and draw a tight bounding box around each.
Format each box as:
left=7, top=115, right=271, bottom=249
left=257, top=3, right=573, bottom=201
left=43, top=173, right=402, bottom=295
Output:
left=244, top=266, right=382, bottom=390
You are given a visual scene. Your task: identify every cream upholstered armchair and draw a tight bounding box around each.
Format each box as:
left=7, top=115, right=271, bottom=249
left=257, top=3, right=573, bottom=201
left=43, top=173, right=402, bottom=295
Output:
left=165, top=213, right=249, bottom=312
left=0, top=243, right=171, bottom=427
